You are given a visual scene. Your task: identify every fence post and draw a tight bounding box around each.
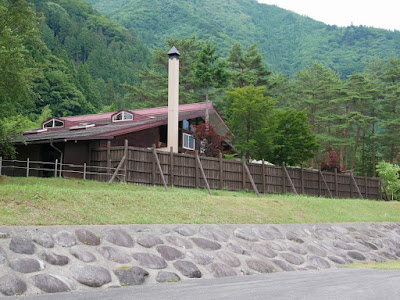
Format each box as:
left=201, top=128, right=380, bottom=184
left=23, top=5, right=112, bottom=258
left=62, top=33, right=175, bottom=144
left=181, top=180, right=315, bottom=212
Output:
left=319, top=170, right=333, bottom=199
left=242, top=156, right=246, bottom=190
left=380, top=178, right=390, bottom=201
left=195, top=151, right=212, bottom=196
left=195, top=151, right=200, bottom=188
left=243, top=158, right=260, bottom=197
left=170, top=147, right=174, bottom=187
left=107, top=141, right=111, bottom=180
left=318, top=168, right=321, bottom=197
left=152, top=144, right=156, bottom=186
left=83, top=163, right=87, bottom=180
left=349, top=173, right=353, bottom=198
left=262, top=159, right=266, bottom=194
left=282, top=162, right=299, bottom=196
left=364, top=174, right=368, bottom=199
left=350, top=172, right=363, bottom=199
left=334, top=168, right=338, bottom=198
left=0, top=157, right=2, bottom=176
left=124, top=140, right=128, bottom=183
left=219, top=152, right=223, bottom=190
left=54, top=159, right=58, bottom=177
left=26, top=158, right=30, bottom=177
left=153, top=146, right=168, bottom=192
left=300, top=164, right=304, bottom=194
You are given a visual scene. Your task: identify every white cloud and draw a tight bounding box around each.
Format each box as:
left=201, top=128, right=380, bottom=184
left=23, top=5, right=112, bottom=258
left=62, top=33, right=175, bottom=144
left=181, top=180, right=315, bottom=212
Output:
left=257, top=0, right=400, bottom=30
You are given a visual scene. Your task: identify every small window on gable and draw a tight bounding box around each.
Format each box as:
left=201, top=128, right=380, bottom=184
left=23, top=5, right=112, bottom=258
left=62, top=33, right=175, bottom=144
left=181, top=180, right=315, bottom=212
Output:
left=112, top=111, right=133, bottom=122
left=43, top=119, right=64, bottom=129
left=183, top=133, right=195, bottom=151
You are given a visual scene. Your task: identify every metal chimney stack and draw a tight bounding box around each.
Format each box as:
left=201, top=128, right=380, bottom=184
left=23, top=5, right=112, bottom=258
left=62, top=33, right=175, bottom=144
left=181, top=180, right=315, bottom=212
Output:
left=167, top=46, right=180, bottom=153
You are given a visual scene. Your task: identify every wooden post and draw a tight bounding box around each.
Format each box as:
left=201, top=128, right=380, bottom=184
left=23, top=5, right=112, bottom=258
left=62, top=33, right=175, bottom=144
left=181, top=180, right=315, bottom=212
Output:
left=153, top=146, right=168, bottom=192
left=242, top=156, right=246, bottom=190
left=26, top=158, right=30, bottom=177
left=300, top=164, right=304, bottom=194
left=282, top=162, right=299, bottom=196
left=170, top=147, right=174, bottom=187
left=349, top=173, right=353, bottom=198
left=83, top=163, right=87, bottom=180
left=0, top=157, right=2, bottom=176
left=152, top=144, right=157, bottom=186
left=107, top=141, right=111, bottom=179
left=281, top=163, right=286, bottom=194
left=378, top=179, right=383, bottom=201
left=242, top=158, right=260, bottom=197
left=195, top=151, right=212, bottom=195
left=380, top=178, right=390, bottom=201
left=318, top=168, right=321, bottom=197
left=219, top=152, right=224, bottom=190
left=334, top=168, right=338, bottom=198
left=262, top=159, right=266, bottom=194
left=364, top=174, right=368, bottom=199
left=54, top=159, right=58, bottom=178
left=319, top=170, right=333, bottom=199
left=124, top=140, right=128, bottom=183
left=195, top=151, right=200, bottom=188
left=350, top=172, right=363, bottom=199
left=109, top=155, right=126, bottom=184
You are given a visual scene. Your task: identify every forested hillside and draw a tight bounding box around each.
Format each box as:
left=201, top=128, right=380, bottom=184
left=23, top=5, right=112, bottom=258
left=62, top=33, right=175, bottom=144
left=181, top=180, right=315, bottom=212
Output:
left=85, top=0, right=400, bottom=77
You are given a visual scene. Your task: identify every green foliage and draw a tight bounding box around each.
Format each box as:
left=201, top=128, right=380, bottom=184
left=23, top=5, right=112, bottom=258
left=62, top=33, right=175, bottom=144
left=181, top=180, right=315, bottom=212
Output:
left=376, top=162, right=400, bottom=201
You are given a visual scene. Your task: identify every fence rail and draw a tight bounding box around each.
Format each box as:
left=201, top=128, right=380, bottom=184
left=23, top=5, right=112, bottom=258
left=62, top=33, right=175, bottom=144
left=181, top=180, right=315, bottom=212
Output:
left=0, top=146, right=385, bottom=200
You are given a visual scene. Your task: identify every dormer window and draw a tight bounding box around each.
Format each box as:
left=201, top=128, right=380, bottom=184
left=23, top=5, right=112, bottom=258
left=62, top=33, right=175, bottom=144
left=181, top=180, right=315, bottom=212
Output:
left=112, top=111, right=134, bottom=122
left=43, top=119, right=64, bottom=129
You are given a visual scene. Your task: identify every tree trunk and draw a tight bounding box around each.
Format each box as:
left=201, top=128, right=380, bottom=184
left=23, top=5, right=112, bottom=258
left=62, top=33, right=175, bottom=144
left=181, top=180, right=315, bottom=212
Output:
left=351, top=126, right=361, bottom=170
left=372, top=123, right=376, bottom=177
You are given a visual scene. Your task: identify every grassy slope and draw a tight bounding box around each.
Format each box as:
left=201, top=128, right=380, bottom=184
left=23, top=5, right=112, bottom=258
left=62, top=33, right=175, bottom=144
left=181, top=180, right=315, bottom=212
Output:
left=1, top=176, right=399, bottom=226
left=344, top=260, right=400, bottom=270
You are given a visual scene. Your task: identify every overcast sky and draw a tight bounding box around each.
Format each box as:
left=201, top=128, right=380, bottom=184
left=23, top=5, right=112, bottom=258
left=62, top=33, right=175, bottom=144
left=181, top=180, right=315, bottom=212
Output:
left=257, top=0, right=400, bottom=31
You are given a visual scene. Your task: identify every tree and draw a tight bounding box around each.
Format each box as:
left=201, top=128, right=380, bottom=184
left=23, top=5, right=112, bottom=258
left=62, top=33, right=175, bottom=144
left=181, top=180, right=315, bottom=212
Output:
left=192, top=121, right=226, bottom=157
left=227, top=85, right=275, bottom=158
left=194, top=43, right=227, bottom=123
left=376, top=161, right=400, bottom=201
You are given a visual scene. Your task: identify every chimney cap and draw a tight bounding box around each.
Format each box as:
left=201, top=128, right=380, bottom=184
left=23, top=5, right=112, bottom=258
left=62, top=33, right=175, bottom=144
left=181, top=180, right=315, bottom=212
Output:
left=167, top=46, right=181, bottom=56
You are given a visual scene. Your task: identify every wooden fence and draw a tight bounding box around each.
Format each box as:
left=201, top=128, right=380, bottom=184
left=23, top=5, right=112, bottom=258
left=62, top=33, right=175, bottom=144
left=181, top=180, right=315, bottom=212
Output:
left=88, top=143, right=385, bottom=200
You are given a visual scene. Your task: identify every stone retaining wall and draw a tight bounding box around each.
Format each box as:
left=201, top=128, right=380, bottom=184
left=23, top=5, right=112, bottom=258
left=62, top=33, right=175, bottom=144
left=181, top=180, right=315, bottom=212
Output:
left=0, top=223, right=400, bottom=296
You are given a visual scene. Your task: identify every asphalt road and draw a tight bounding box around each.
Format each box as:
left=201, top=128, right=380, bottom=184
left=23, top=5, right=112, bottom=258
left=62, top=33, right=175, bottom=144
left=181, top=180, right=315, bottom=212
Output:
left=16, top=268, right=400, bottom=300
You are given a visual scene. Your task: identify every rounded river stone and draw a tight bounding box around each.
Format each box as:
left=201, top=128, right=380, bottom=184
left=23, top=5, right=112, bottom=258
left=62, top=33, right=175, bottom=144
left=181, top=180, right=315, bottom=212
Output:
left=287, top=243, right=307, bottom=255
left=75, top=229, right=100, bottom=246
left=273, top=260, right=295, bottom=271
left=174, top=226, right=196, bottom=237
left=209, top=262, right=236, bottom=277
left=246, top=259, right=276, bottom=273
left=156, top=271, right=180, bottom=283
left=268, top=226, right=285, bottom=239
left=252, top=228, right=275, bottom=240
left=101, top=229, right=134, bottom=248
left=173, top=260, right=202, bottom=278
left=347, top=251, right=366, bottom=261
left=186, top=251, right=214, bottom=265
left=0, top=247, right=7, bottom=264
left=114, top=266, right=149, bottom=285
left=252, top=244, right=277, bottom=258
left=165, top=236, right=193, bottom=249
left=0, top=276, right=27, bottom=296
left=132, top=253, right=167, bottom=269
left=97, top=246, right=131, bottom=264
left=156, top=245, right=184, bottom=261
left=52, top=231, right=76, bottom=248
left=30, top=274, right=75, bottom=293
left=308, top=255, right=330, bottom=269
left=281, top=253, right=305, bottom=265
left=286, top=232, right=304, bottom=244
left=234, top=228, right=258, bottom=242
left=70, top=265, right=112, bottom=287
left=314, top=229, right=335, bottom=239
left=216, top=251, right=241, bottom=267
left=199, top=226, right=229, bottom=242
left=331, top=226, right=348, bottom=235
left=307, top=244, right=327, bottom=257
left=69, top=247, right=96, bottom=263
left=333, top=241, right=354, bottom=250
left=265, top=241, right=285, bottom=251
left=137, top=234, right=164, bottom=248
left=29, top=230, right=54, bottom=248
left=365, top=253, right=386, bottom=262
left=39, top=250, right=69, bottom=266
left=328, top=255, right=348, bottom=265
left=9, top=258, right=45, bottom=273
left=227, top=243, right=250, bottom=256
left=377, top=251, right=397, bottom=260
left=9, top=236, right=36, bottom=254
left=191, top=238, right=221, bottom=250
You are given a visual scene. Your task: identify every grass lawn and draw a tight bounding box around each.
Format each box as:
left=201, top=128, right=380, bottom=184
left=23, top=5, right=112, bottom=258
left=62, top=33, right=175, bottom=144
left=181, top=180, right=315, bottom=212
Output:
left=344, top=260, right=400, bottom=270
left=0, top=176, right=400, bottom=225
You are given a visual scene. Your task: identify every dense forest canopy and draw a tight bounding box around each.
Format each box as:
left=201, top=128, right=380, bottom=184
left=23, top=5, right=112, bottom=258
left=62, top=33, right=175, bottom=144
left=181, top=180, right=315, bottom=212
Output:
left=85, top=0, right=400, bottom=77
left=0, top=0, right=399, bottom=181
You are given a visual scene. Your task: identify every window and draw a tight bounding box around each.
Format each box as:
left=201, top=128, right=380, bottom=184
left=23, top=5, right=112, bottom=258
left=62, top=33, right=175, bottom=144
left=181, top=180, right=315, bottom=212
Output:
left=183, top=119, right=189, bottom=130
left=112, top=111, right=133, bottom=122
left=183, top=133, right=195, bottom=150
left=43, top=119, right=64, bottom=129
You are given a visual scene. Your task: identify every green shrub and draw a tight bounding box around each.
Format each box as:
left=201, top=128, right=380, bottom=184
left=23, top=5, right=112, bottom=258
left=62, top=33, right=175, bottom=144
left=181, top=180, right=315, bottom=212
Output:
left=376, top=162, right=400, bottom=201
